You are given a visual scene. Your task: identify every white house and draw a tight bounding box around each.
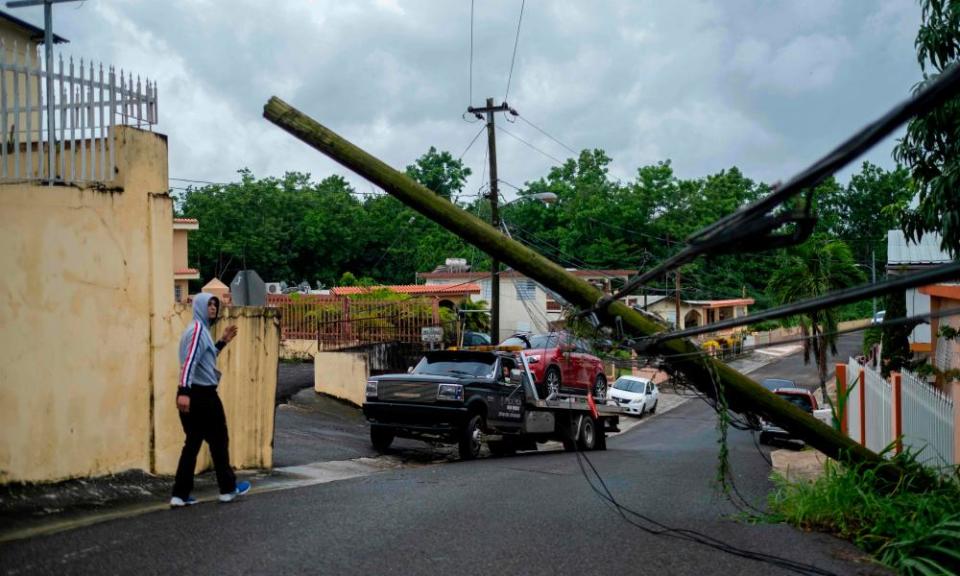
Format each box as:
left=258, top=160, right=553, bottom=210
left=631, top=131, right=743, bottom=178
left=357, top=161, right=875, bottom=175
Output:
left=886, top=229, right=953, bottom=355
left=417, top=268, right=634, bottom=343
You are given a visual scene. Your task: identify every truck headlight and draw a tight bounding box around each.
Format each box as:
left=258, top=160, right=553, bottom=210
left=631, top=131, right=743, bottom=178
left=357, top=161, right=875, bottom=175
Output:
left=437, top=383, right=464, bottom=401
left=366, top=379, right=378, bottom=398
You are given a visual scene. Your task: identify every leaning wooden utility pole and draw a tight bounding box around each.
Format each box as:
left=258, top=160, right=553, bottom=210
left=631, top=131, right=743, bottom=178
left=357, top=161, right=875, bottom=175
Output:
left=263, top=96, right=889, bottom=474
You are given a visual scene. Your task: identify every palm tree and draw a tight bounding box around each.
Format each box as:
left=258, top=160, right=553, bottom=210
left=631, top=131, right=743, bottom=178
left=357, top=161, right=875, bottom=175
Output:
left=767, top=236, right=865, bottom=396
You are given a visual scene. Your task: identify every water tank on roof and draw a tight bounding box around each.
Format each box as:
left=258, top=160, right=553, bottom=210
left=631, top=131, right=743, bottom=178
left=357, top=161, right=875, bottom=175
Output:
left=230, top=270, right=266, bottom=306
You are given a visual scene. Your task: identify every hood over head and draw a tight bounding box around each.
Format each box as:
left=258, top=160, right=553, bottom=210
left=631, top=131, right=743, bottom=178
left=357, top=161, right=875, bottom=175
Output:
left=192, top=292, right=220, bottom=328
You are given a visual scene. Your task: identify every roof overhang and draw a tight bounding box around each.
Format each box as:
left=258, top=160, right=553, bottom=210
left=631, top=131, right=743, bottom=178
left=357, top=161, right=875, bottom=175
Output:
left=173, top=218, right=199, bottom=231
left=175, top=268, right=200, bottom=280
left=0, top=11, right=68, bottom=43
left=918, top=284, right=960, bottom=300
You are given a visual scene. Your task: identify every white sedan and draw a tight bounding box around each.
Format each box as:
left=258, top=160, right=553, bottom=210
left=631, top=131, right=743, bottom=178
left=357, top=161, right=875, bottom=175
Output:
left=607, top=376, right=659, bottom=417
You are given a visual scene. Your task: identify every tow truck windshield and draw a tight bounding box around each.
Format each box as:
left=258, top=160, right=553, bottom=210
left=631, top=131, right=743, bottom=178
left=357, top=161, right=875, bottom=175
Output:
left=412, top=356, right=497, bottom=378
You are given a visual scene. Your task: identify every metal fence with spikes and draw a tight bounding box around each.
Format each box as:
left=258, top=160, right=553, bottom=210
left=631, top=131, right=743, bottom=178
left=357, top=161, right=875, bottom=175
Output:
left=0, top=40, right=158, bottom=184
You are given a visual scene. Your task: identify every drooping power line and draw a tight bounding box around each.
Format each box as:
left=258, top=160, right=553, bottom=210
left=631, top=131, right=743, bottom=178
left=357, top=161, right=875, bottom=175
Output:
left=503, top=0, right=526, bottom=102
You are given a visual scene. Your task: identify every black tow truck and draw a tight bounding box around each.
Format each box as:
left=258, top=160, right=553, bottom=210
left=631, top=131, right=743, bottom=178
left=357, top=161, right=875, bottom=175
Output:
left=362, top=349, right=623, bottom=459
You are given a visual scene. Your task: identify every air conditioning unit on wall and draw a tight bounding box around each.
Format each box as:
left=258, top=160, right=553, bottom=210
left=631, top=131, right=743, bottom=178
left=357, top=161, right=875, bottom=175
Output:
left=265, top=282, right=282, bottom=295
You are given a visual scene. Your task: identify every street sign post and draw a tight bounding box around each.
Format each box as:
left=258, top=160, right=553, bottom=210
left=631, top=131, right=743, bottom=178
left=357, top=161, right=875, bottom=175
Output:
left=421, top=326, right=443, bottom=350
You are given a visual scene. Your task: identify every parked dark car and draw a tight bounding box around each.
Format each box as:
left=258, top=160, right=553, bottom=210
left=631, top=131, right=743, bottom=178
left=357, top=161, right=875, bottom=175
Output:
left=759, top=387, right=819, bottom=445
left=760, top=378, right=795, bottom=392
left=499, top=332, right=607, bottom=399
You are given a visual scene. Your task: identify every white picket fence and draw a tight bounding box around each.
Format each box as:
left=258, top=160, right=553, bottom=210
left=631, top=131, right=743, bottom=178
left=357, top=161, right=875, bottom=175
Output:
left=846, top=358, right=863, bottom=445
left=0, top=40, right=157, bottom=184
left=844, top=359, right=956, bottom=471
left=901, top=369, right=955, bottom=468
left=864, top=364, right=892, bottom=454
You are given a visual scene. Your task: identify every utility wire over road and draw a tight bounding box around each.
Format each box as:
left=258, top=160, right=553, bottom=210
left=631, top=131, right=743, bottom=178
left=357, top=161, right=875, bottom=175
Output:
left=261, top=42, right=960, bottom=489
left=263, top=97, right=893, bottom=482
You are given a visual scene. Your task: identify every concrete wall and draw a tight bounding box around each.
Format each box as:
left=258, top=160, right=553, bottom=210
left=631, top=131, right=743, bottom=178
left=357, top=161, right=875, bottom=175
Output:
left=0, top=127, right=163, bottom=482
left=0, top=23, right=41, bottom=142
left=173, top=229, right=189, bottom=270
left=0, top=126, right=279, bottom=483
left=281, top=338, right=319, bottom=361
left=315, top=352, right=369, bottom=407
left=153, top=306, right=280, bottom=474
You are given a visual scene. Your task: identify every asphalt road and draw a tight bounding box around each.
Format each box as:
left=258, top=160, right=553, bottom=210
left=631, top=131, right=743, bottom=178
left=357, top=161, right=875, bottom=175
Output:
left=1, top=398, right=884, bottom=575
left=749, top=332, right=863, bottom=391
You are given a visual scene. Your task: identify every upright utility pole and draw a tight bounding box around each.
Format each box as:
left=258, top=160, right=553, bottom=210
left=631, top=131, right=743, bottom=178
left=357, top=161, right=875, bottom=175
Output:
left=6, top=0, right=78, bottom=185
left=468, top=97, right=510, bottom=343
left=674, top=270, right=681, bottom=329
left=871, top=250, right=877, bottom=317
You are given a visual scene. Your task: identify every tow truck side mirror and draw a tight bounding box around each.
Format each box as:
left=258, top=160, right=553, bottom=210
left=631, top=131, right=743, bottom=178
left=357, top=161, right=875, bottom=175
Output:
left=407, top=366, right=414, bottom=374
left=509, top=369, right=523, bottom=384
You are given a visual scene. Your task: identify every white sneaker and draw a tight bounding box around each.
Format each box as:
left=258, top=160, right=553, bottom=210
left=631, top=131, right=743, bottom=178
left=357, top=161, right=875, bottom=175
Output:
left=218, top=480, right=251, bottom=503
left=169, top=496, right=198, bottom=508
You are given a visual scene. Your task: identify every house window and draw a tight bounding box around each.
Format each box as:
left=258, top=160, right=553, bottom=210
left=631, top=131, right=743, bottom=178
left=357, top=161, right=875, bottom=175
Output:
left=515, top=279, right=536, bottom=301
left=546, top=299, right=562, bottom=312
left=480, top=281, right=491, bottom=303
left=175, top=285, right=183, bottom=303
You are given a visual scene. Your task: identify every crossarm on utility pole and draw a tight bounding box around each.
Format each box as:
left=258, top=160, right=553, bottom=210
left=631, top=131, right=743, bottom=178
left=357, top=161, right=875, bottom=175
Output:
left=263, top=96, right=887, bottom=474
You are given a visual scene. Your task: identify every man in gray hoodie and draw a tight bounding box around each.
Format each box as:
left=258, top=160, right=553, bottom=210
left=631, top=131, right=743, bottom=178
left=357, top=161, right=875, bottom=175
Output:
left=170, top=292, right=251, bottom=507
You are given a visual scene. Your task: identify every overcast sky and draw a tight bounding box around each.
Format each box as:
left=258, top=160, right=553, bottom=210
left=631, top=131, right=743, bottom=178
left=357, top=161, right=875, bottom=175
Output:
left=42, top=0, right=923, bottom=199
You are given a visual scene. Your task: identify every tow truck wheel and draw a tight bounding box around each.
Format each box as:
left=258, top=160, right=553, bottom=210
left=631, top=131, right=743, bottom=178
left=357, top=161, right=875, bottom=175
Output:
left=459, top=414, right=484, bottom=460
left=370, top=426, right=394, bottom=452
left=577, top=417, right=598, bottom=451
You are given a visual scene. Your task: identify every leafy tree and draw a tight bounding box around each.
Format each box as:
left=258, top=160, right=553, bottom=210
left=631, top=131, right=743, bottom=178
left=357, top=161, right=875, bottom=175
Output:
left=404, top=146, right=472, bottom=200
left=819, top=162, right=914, bottom=265
left=458, top=298, right=490, bottom=332
left=893, top=0, right=960, bottom=255
left=177, top=170, right=363, bottom=287
left=767, top=237, right=865, bottom=394
left=880, top=290, right=913, bottom=377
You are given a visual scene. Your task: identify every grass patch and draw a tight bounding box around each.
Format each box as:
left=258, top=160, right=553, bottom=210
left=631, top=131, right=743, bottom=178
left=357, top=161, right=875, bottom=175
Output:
left=767, top=451, right=960, bottom=575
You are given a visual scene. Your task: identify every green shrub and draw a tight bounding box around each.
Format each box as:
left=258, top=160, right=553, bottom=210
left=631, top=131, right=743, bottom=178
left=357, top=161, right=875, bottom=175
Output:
left=768, top=450, right=960, bottom=575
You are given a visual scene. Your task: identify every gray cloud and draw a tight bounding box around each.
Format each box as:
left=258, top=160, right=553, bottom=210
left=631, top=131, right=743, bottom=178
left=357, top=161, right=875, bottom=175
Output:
left=42, top=0, right=923, bottom=197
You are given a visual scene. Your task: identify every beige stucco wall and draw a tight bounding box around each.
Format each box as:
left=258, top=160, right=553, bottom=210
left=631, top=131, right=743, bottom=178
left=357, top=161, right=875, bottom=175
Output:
left=173, top=229, right=189, bottom=270
left=153, top=306, right=280, bottom=475
left=315, top=352, right=369, bottom=407
left=0, top=127, right=163, bottom=482
left=0, top=23, right=41, bottom=143
left=0, top=126, right=279, bottom=483
left=282, top=338, right=319, bottom=361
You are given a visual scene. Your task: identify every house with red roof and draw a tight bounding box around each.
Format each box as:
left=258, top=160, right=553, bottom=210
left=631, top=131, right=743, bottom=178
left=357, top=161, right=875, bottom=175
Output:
left=638, top=295, right=755, bottom=333
left=330, top=283, right=481, bottom=302
left=417, top=268, right=636, bottom=342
